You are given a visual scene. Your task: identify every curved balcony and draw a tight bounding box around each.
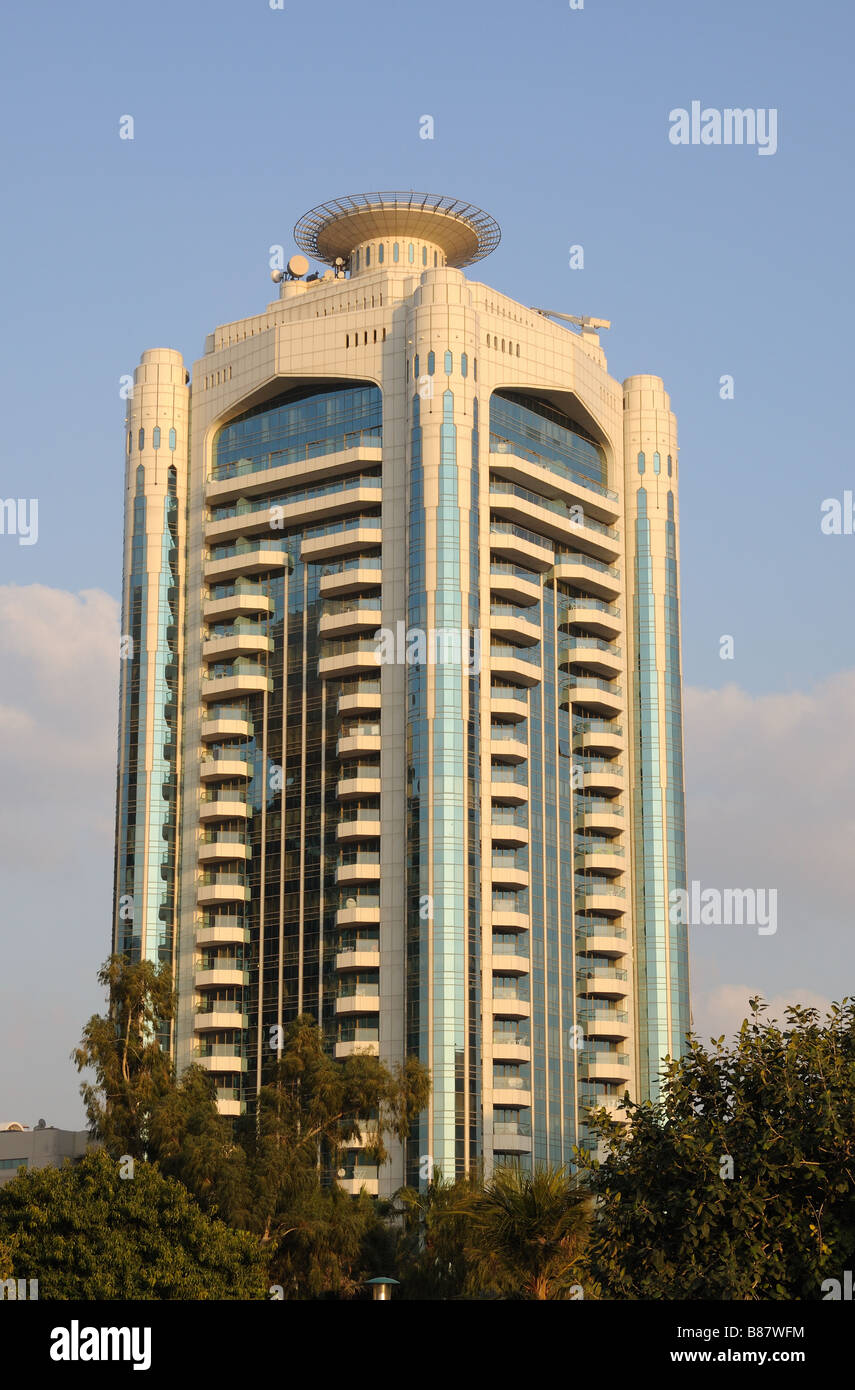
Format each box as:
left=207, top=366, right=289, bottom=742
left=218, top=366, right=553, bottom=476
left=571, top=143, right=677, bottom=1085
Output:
left=492, top=1086, right=532, bottom=1108
left=201, top=714, right=253, bottom=742
left=489, top=727, right=527, bottom=763
left=338, top=681, right=381, bottom=717
left=199, top=756, right=253, bottom=782
left=574, top=797, right=623, bottom=835
left=490, top=766, right=529, bottom=804
left=489, top=521, right=554, bottom=572
left=578, top=1051, right=631, bottom=1084
left=202, top=630, right=273, bottom=664
left=197, top=874, right=250, bottom=907
left=560, top=677, right=623, bottom=717
left=301, top=521, right=382, bottom=563
left=198, top=833, right=250, bottom=864
left=574, top=841, right=624, bottom=876
left=336, top=812, right=381, bottom=841
left=558, top=597, right=621, bottom=641
left=195, top=1007, right=248, bottom=1032
left=491, top=1129, right=532, bottom=1154
left=199, top=793, right=250, bottom=822
left=337, top=765, right=381, bottom=799
left=576, top=758, right=624, bottom=796
left=489, top=607, right=540, bottom=646
left=336, top=853, right=381, bottom=886
left=202, top=666, right=272, bottom=702
left=490, top=688, right=529, bottom=722
left=559, top=638, right=622, bottom=679
left=579, top=1010, right=630, bottom=1042
left=337, top=1174, right=380, bottom=1196
left=577, top=967, right=629, bottom=1000
left=575, top=879, right=627, bottom=917
left=334, top=1038, right=380, bottom=1059
left=578, top=930, right=629, bottom=960
left=195, top=1051, right=249, bottom=1073
left=335, top=991, right=381, bottom=1016
left=552, top=553, right=621, bottom=601
left=319, top=564, right=383, bottom=599
left=490, top=644, right=541, bottom=687
left=490, top=817, right=529, bottom=848
left=196, top=922, right=250, bottom=947
left=194, top=962, right=250, bottom=989
left=335, top=947, right=381, bottom=972
left=490, top=564, right=541, bottom=607
left=335, top=901, right=381, bottom=929
left=488, top=440, right=620, bottom=525
left=207, top=440, right=382, bottom=503
left=318, top=639, right=381, bottom=680
left=491, top=860, right=529, bottom=891
left=489, top=480, right=620, bottom=561
left=492, top=1037, right=531, bottom=1062
left=204, top=587, right=274, bottom=623
left=319, top=603, right=383, bottom=640
left=337, top=725, right=382, bottom=759
left=491, top=946, right=530, bottom=975
left=491, top=994, right=531, bottom=1019
left=205, top=482, right=383, bottom=545
left=491, top=908, right=530, bottom=933
left=573, top=718, right=624, bottom=758
left=204, top=545, right=289, bottom=584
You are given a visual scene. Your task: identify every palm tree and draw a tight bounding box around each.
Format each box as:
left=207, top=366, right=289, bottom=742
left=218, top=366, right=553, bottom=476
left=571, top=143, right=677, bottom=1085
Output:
left=463, top=1164, right=592, bottom=1300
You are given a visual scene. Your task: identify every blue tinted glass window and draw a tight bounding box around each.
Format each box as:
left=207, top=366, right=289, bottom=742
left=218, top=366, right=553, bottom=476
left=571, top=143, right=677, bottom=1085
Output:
left=414, top=355, right=420, bottom=379
left=365, top=246, right=371, bottom=266
left=393, top=242, right=399, bottom=262
left=667, top=454, right=672, bottom=476
left=408, top=243, right=414, bottom=264
left=461, top=353, right=468, bottom=378
left=444, top=350, right=453, bottom=374
left=138, top=428, right=144, bottom=451
left=152, top=426, right=161, bottom=450
left=169, top=428, right=176, bottom=451
left=654, top=451, right=661, bottom=474
left=638, top=451, right=645, bottom=474
left=422, top=246, right=427, bottom=265
left=491, top=391, right=607, bottom=491
left=378, top=243, right=384, bottom=263
left=427, top=351, right=435, bottom=375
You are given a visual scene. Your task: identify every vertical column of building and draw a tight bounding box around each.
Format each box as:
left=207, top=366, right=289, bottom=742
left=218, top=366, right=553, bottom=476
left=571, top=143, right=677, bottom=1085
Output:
left=623, top=375, right=689, bottom=1098
left=113, top=348, right=189, bottom=984
left=407, top=270, right=479, bottom=1184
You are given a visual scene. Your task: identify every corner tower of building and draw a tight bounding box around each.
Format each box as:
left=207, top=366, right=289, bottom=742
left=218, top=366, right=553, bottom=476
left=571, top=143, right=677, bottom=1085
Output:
left=112, top=192, right=689, bottom=1191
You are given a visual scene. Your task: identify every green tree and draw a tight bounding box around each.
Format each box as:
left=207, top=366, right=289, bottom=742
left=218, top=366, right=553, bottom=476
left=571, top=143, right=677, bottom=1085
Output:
left=394, top=1171, right=480, bottom=1300
left=461, top=1164, right=592, bottom=1300
left=580, top=999, right=855, bottom=1300
left=0, top=1150, right=268, bottom=1299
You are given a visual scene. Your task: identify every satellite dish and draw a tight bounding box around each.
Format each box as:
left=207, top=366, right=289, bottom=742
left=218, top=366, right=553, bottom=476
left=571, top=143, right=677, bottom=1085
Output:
left=271, top=269, right=284, bottom=283
left=287, top=254, right=310, bottom=279
left=334, top=257, right=345, bottom=267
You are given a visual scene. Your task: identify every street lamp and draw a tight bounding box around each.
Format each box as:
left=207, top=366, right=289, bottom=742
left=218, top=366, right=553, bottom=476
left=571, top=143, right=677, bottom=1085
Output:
left=365, top=1276, right=400, bottom=1302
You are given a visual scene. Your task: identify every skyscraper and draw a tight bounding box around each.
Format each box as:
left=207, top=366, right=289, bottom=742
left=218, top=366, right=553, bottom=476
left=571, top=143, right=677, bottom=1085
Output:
left=113, top=191, right=689, bottom=1195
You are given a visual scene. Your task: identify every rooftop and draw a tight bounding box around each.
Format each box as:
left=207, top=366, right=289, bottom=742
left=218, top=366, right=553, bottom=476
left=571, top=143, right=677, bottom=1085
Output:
left=293, top=191, right=501, bottom=268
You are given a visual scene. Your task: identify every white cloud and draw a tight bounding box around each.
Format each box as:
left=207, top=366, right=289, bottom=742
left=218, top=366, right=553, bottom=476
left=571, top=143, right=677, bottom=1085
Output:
left=691, top=983, right=834, bottom=1045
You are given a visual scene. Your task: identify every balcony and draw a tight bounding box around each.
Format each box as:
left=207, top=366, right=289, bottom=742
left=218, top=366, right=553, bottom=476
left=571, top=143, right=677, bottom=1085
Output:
left=578, top=1051, right=631, bottom=1084
left=334, top=1038, right=380, bottom=1060
left=201, top=709, right=253, bottom=742
left=491, top=859, right=528, bottom=891
left=319, top=600, right=383, bottom=640
left=488, top=437, right=620, bottom=525
left=490, top=766, right=529, bottom=805
left=579, top=1010, right=630, bottom=1042
left=337, top=681, right=381, bottom=717
left=491, top=993, right=530, bottom=1019
left=574, top=796, right=623, bottom=834
left=335, top=990, right=381, bottom=1015
left=491, top=1130, right=532, bottom=1154
left=576, top=878, right=627, bottom=917
left=489, top=726, right=527, bottom=763
left=195, top=1052, right=249, bottom=1073
left=204, top=545, right=289, bottom=584
left=577, top=925, right=628, bottom=958
left=206, top=440, right=383, bottom=505
left=492, top=1036, right=531, bottom=1062
left=215, top=1089, right=246, bottom=1117
left=337, top=724, right=382, bottom=759
left=318, top=639, right=381, bottom=681
left=199, top=756, right=253, bottom=782
left=335, top=900, right=381, bottom=929
left=337, top=1174, right=380, bottom=1196
left=560, top=677, right=623, bottom=717
left=202, top=664, right=272, bottom=702
left=319, top=565, right=383, bottom=599
left=490, top=815, right=529, bottom=848
left=196, top=921, right=250, bottom=947
left=573, top=718, right=624, bottom=758
left=204, top=587, right=273, bottom=623
left=336, top=852, right=381, bottom=886
left=575, top=757, right=624, bottom=796
left=336, top=812, right=381, bottom=842
left=552, top=553, right=621, bottom=601
left=334, top=946, right=381, bottom=972
left=577, top=966, right=629, bottom=1000
left=492, top=1083, right=532, bottom=1107
left=489, top=521, right=554, bottom=572
left=489, top=564, right=541, bottom=607
left=489, top=606, right=540, bottom=646
left=490, top=644, right=541, bottom=687
left=198, top=834, right=251, bottom=864
left=559, top=638, right=622, bottom=679
left=194, top=962, right=250, bottom=989
left=197, top=874, right=250, bottom=907
left=491, top=944, right=530, bottom=975
left=195, top=1007, right=248, bottom=1032
left=300, top=520, right=382, bottom=563
left=202, top=629, right=273, bottom=664
left=490, top=686, right=528, bottom=722
left=205, top=480, right=382, bottom=545
left=489, top=480, right=620, bottom=561
left=574, top=838, right=624, bottom=876
left=198, top=793, right=250, bottom=821
left=337, top=765, right=381, bottom=799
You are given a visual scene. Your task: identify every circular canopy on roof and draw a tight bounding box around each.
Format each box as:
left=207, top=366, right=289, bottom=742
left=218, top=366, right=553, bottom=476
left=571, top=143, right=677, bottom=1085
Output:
left=294, top=192, right=501, bottom=268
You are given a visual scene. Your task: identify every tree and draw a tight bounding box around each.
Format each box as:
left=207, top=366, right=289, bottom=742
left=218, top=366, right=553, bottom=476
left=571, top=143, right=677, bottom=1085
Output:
left=394, top=1171, right=480, bottom=1300
left=0, top=1150, right=268, bottom=1300
left=461, top=1164, right=592, bottom=1300
left=580, top=999, right=855, bottom=1300
left=73, top=955, right=176, bottom=1159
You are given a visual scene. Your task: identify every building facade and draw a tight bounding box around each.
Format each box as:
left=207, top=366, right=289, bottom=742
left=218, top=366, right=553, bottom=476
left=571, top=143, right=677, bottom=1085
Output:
left=112, top=191, right=689, bottom=1195
left=0, top=1123, right=93, bottom=1188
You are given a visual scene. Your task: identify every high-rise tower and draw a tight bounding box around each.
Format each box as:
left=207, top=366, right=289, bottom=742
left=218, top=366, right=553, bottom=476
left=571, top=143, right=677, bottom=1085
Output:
left=113, top=191, right=689, bottom=1193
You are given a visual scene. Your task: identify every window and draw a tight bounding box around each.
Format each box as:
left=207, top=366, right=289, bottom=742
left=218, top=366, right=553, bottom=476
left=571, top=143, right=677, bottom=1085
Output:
left=393, top=242, right=399, bottom=262
left=667, top=454, right=672, bottom=476
left=169, top=427, right=176, bottom=450
left=408, top=243, right=414, bottom=263
left=427, top=350, right=435, bottom=375
left=422, top=246, right=427, bottom=265
left=138, top=428, right=144, bottom=450
left=378, top=243, right=384, bottom=263
left=638, top=451, right=645, bottom=474
left=434, top=251, right=438, bottom=266
left=365, top=246, right=371, bottom=266
left=152, top=426, right=161, bottom=450
left=461, top=352, right=468, bottom=378
left=346, top=334, right=350, bottom=348
left=414, top=354, right=420, bottom=379
left=473, top=358, right=477, bottom=381
left=654, top=451, right=661, bottom=474
left=444, top=350, right=453, bottom=374
left=516, top=344, right=520, bottom=356
left=354, top=251, right=360, bottom=271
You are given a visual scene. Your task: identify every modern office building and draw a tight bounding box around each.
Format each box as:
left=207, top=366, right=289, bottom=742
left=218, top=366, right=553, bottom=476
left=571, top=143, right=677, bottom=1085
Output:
left=112, top=191, right=689, bottom=1195
left=0, top=1122, right=94, bottom=1187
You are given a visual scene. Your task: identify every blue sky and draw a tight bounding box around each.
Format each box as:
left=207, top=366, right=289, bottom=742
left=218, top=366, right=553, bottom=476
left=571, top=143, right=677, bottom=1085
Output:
left=0, top=0, right=853, bottom=1124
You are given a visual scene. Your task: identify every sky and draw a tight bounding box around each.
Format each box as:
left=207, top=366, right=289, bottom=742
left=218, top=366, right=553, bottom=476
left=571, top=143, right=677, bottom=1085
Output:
left=0, top=0, right=852, bottom=1126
